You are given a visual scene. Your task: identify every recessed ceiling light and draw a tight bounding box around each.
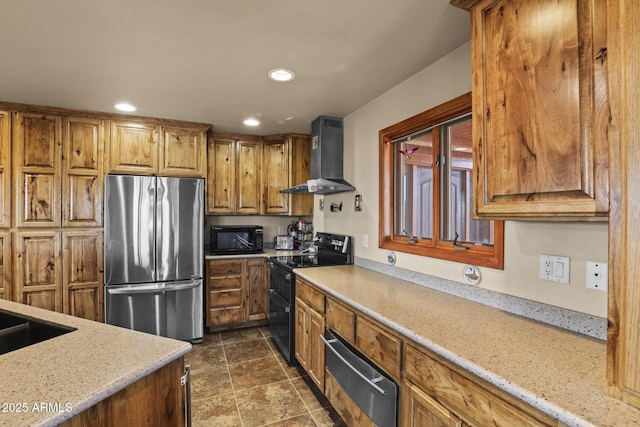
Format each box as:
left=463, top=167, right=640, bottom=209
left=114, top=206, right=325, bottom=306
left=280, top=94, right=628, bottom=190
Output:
left=268, top=68, right=295, bottom=82
left=114, top=102, right=137, bottom=112
left=243, top=118, right=260, bottom=126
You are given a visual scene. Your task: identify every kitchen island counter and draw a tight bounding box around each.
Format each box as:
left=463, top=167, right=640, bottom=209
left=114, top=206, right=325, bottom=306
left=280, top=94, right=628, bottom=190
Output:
left=0, top=299, right=190, bottom=427
left=296, top=265, right=640, bottom=427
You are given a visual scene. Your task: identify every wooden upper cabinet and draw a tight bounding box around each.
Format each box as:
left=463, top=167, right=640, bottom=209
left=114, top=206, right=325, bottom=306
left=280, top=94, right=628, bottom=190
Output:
left=108, top=119, right=208, bottom=177
left=206, top=134, right=261, bottom=215
left=262, top=134, right=313, bottom=216
left=108, top=120, right=159, bottom=175
left=0, top=111, right=10, bottom=228
left=456, top=0, right=609, bottom=218
left=236, top=139, right=262, bottom=214
left=63, top=117, right=104, bottom=227
left=159, top=125, right=207, bottom=177
left=207, top=137, right=236, bottom=214
left=262, top=138, right=290, bottom=214
left=12, top=112, right=62, bottom=228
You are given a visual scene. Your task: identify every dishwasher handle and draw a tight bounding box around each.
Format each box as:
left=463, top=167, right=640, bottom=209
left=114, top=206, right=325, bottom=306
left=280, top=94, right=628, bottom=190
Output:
left=320, top=334, right=386, bottom=396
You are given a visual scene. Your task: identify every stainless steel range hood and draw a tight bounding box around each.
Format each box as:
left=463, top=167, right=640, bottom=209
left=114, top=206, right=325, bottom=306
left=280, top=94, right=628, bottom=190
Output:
left=280, top=116, right=356, bottom=195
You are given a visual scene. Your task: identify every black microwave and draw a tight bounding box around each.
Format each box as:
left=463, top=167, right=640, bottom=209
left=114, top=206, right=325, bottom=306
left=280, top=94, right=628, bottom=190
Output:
left=210, top=225, right=264, bottom=255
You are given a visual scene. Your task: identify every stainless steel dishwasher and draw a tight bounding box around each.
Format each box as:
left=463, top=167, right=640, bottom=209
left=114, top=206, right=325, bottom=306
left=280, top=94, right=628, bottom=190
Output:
left=322, top=329, right=398, bottom=427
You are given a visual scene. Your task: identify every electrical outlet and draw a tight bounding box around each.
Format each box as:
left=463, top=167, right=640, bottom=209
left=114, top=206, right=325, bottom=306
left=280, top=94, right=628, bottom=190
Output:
left=362, top=234, right=368, bottom=248
left=539, top=254, right=570, bottom=284
left=586, top=261, right=608, bottom=291
left=278, top=226, right=284, bottom=235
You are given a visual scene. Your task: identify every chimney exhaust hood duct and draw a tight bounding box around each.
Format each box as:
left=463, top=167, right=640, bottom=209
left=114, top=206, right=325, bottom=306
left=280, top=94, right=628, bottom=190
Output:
left=280, top=116, right=356, bottom=195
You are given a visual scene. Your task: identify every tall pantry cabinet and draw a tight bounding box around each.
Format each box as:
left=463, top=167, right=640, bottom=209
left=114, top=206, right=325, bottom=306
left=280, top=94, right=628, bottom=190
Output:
left=11, top=111, right=104, bottom=320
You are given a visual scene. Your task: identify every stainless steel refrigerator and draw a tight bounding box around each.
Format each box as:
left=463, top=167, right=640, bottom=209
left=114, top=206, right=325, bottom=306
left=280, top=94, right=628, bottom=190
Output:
left=104, top=174, right=204, bottom=343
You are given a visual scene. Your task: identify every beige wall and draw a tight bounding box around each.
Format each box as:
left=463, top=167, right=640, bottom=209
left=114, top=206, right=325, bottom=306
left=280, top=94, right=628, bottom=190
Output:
left=314, top=42, right=608, bottom=318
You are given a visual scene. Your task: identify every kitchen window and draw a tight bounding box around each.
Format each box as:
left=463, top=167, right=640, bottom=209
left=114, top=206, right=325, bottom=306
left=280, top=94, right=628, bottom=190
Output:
left=379, top=92, right=504, bottom=269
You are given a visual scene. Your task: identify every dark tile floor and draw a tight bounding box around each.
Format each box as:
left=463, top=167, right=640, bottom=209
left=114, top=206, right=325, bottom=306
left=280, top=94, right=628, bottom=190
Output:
left=186, top=326, right=347, bottom=427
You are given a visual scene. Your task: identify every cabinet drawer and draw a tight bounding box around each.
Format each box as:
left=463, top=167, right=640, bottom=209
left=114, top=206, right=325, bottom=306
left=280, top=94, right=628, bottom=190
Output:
left=207, top=259, right=243, bottom=276
left=404, top=344, right=552, bottom=427
left=208, top=290, right=241, bottom=308
left=355, top=316, right=401, bottom=381
left=296, top=279, right=325, bottom=313
left=207, top=277, right=242, bottom=290
left=326, top=297, right=355, bottom=344
left=208, top=307, right=242, bottom=325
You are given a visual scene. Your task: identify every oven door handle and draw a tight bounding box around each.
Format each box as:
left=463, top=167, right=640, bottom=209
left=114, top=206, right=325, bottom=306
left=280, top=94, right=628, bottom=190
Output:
left=320, top=334, right=386, bottom=396
left=268, top=262, right=292, bottom=281
left=268, top=289, right=291, bottom=313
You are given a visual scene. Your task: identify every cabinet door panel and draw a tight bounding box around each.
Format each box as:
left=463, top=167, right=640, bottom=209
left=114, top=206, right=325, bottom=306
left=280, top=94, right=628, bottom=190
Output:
left=308, top=307, right=325, bottom=391
left=236, top=140, right=261, bottom=214
left=295, top=297, right=309, bottom=370
left=14, top=231, right=62, bottom=312
left=263, top=140, right=290, bottom=214
left=13, top=112, right=62, bottom=227
left=402, top=381, right=462, bottom=427
left=246, top=258, right=268, bottom=321
left=207, top=139, right=236, bottom=214
left=326, top=296, right=355, bottom=344
left=63, top=231, right=103, bottom=321
left=160, top=126, right=205, bottom=177
left=356, top=316, right=401, bottom=381
left=63, top=117, right=104, bottom=227
left=108, top=121, right=158, bottom=174
left=472, top=0, right=608, bottom=217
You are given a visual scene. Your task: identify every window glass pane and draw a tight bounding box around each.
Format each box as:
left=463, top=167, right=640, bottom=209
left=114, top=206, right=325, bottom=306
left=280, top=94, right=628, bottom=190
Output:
left=440, top=116, right=494, bottom=245
left=393, top=131, right=434, bottom=239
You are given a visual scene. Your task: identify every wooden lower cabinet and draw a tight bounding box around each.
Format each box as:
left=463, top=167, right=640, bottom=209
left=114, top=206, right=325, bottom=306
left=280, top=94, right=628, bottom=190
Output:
left=205, top=257, right=268, bottom=331
left=355, top=315, right=402, bottom=382
left=401, top=380, right=463, bottom=427
left=62, top=230, right=103, bottom=322
left=403, top=343, right=555, bottom=427
left=295, top=295, right=325, bottom=390
left=245, top=258, right=268, bottom=322
left=325, top=295, right=355, bottom=344
left=14, top=230, right=62, bottom=312
left=12, top=230, right=103, bottom=319
left=295, top=279, right=561, bottom=427
left=295, top=279, right=326, bottom=390
left=59, top=357, right=186, bottom=427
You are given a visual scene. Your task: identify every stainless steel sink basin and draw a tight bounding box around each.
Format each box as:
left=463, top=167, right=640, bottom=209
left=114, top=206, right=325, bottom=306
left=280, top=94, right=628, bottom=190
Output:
left=0, top=309, right=76, bottom=355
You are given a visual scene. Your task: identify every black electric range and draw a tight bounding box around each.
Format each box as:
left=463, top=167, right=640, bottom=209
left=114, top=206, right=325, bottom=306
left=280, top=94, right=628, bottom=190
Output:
left=267, top=232, right=353, bottom=364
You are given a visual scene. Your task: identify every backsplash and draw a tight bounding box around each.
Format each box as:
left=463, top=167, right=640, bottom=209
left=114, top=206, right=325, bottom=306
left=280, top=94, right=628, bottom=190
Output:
left=355, top=257, right=607, bottom=341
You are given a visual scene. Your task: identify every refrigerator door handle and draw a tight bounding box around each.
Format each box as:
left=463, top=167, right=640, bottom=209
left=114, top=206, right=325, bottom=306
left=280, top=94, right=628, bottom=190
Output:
left=106, top=280, right=202, bottom=295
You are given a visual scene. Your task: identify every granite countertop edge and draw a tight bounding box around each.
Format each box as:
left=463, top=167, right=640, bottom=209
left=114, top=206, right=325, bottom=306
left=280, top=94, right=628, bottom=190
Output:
left=0, top=299, right=191, bottom=427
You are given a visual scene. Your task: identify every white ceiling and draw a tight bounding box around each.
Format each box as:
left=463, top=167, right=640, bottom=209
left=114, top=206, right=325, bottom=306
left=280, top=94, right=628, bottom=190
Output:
left=0, top=0, right=470, bottom=135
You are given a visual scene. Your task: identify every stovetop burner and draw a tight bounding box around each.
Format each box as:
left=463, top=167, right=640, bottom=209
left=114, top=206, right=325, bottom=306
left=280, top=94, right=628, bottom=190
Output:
left=269, top=232, right=353, bottom=271
left=273, top=254, right=319, bottom=269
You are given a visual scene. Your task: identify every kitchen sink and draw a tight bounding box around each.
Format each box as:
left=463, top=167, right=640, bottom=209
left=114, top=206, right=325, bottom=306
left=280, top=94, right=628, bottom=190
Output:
left=0, top=309, right=76, bottom=355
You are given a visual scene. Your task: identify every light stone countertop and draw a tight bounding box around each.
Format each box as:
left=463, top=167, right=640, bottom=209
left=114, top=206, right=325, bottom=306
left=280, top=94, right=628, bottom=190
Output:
left=295, top=265, right=640, bottom=427
left=0, top=299, right=191, bottom=427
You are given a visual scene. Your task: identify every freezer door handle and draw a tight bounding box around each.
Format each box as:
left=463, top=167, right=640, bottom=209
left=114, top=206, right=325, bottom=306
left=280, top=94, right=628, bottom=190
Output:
left=106, top=280, right=201, bottom=295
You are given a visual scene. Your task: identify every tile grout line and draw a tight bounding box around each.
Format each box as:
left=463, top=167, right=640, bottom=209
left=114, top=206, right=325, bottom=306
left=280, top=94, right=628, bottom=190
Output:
left=220, top=334, right=246, bottom=427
